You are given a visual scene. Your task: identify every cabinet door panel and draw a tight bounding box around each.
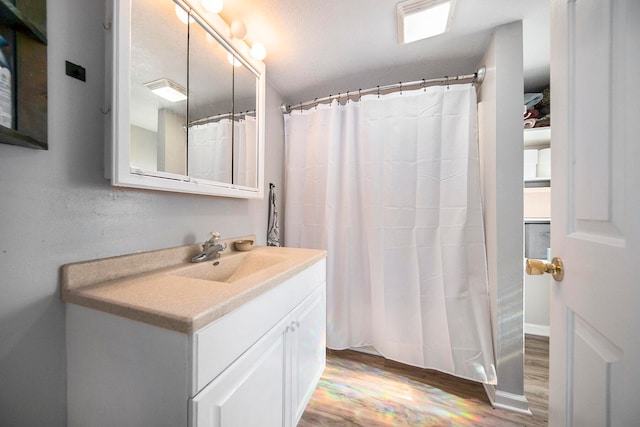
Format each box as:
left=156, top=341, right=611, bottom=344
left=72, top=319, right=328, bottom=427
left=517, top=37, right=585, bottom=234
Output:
left=190, top=321, right=287, bottom=427
left=292, top=285, right=327, bottom=425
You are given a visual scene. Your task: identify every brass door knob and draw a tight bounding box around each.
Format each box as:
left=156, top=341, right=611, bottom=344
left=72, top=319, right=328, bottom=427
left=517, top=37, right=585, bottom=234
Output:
left=526, top=257, right=564, bottom=282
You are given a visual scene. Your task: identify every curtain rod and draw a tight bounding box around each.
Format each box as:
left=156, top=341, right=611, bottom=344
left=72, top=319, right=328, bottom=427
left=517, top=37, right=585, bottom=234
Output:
left=187, top=110, right=256, bottom=127
left=280, top=66, right=486, bottom=114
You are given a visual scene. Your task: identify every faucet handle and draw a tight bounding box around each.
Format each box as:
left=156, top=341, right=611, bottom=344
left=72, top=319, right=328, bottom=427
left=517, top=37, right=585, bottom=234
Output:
left=203, top=232, right=220, bottom=249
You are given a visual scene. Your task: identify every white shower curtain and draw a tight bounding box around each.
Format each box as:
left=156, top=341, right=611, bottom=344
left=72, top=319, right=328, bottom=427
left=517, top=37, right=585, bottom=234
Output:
left=188, top=119, right=232, bottom=183
left=284, top=83, right=496, bottom=384
left=233, top=116, right=257, bottom=187
left=188, top=117, right=256, bottom=187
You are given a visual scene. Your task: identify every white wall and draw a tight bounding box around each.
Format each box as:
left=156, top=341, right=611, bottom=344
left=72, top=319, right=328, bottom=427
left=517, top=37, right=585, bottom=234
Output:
left=0, top=0, right=285, bottom=425
left=478, top=21, right=528, bottom=412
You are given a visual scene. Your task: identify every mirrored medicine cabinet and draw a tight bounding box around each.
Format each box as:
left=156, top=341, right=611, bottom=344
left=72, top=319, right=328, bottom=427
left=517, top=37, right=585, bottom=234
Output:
left=107, top=0, right=265, bottom=198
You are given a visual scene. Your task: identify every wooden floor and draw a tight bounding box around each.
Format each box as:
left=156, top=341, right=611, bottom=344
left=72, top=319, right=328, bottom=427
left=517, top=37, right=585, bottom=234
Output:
left=300, top=335, right=549, bottom=426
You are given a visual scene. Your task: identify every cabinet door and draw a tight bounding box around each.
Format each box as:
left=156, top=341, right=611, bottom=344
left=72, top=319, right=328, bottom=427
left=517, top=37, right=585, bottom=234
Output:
left=290, top=285, right=326, bottom=425
left=190, top=320, right=287, bottom=427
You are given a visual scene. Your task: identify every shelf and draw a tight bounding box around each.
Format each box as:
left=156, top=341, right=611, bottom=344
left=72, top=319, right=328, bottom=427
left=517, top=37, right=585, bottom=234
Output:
left=524, top=126, right=550, bottom=148
left=525, top=178, right=550, bottom=188
left=0, top=0, right=46, bottom=44
left=0, top=125, right=46, bottom=149
left=0, top=0, right=47, bottom=150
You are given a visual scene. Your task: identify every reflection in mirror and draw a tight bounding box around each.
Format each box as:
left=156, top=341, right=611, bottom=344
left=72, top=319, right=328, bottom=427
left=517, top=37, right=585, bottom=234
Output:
left=130, top=0, right=188, bottom=176
left=186, top=11, right=233, bottom=184
left=233, top=57, right=258, bottom=188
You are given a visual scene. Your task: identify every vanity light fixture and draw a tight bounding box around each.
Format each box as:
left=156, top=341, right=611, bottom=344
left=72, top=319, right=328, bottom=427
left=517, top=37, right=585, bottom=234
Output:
left=201, top=0, right=223, bottom=14
left=250, top=42, right=267, bottom=61
left=397, top=0, right=454, bottom=44
left=227, top=52, right=243, bottom=67
left=230, top=20, right=247, bottom=40
left=176, top=0, right=268, bottom=61
left=144, top=78, right=188, bottom=102
left=174, top=4, right=195, bottom=24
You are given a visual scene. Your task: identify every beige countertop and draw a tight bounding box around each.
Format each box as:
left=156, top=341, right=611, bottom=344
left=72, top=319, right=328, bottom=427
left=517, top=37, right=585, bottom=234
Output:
left=61, top=239, right=326, bottom=334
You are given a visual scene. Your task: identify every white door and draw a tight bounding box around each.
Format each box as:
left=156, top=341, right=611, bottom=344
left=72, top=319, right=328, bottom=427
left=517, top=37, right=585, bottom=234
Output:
left=549, top=0, right=640, bottom=426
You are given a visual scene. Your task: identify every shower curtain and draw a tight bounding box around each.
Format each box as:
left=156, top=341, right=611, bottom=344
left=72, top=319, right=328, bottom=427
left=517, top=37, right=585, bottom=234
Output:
left=284, top=83, right=496, bottom=384
left=188, top=118, right=232, bottom=183
left=188, top=116, right=256, bottom=186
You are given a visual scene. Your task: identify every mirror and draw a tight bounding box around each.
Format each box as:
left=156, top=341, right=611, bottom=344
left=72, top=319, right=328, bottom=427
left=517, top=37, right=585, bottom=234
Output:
left=109, top=0, right=265, bottom=198
left=129, top=0, right=188, bottom=175
left=232, top=59, right=258, bottom=189
left=186, top=9, right=233, bottom=184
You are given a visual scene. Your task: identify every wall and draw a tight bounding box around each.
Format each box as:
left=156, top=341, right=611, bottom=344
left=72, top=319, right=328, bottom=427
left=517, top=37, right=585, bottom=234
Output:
left=477, top=21, right=528, bottom=412
left=0, top=0, right=285, bottom=425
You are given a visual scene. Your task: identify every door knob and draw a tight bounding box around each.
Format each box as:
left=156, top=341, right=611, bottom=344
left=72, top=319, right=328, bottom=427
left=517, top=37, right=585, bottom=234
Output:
left=526, top=257, right=564, bottom=282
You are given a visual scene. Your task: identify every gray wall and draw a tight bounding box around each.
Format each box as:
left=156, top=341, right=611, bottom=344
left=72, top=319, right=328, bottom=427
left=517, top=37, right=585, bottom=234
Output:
left=478, top=21, right=527, bottom=411
left=0, top=0, right=285, bottom=425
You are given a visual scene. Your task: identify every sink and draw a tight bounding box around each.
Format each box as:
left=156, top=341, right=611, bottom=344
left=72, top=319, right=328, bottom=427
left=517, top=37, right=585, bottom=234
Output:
left=168, top=250, right=288, bottom=283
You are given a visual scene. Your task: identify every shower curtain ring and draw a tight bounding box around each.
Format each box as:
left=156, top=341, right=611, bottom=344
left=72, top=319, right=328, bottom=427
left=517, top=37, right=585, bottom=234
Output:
left=399, top=82, right=402, bottom=95
left=422, top=79, right=426, bottom=91
left=346, top=90, right=349, bottom=103
left=377, top=86, right=380, bottom=98
left=314, top=98, right=318, bottom=109
left=359, top=89, right=362, bottom=100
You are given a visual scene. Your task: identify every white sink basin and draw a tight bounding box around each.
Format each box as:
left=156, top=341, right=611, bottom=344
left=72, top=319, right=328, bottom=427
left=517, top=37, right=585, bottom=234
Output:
left=168, top=250, right=288, bottom=283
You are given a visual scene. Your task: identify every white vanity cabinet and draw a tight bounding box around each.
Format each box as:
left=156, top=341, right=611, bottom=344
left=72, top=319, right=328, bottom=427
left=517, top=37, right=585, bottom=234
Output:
left=191, top=285, right=325, bottom=427
left=66, top=257, right=326, bottom=427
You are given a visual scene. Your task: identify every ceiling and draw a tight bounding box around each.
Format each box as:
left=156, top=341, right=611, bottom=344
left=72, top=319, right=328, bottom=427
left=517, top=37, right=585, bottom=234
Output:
left=218, top=0, right=550, bottom=105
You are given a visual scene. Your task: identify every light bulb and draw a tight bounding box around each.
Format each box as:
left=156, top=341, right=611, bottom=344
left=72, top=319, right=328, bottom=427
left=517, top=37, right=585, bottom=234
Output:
left=227, top=52, right=242, bottom=67
left=175, top=4, right=194, bottom=24
left=250, top=43, right=267, bottom=60
left=201, top=0, right=223, bottom=13
left=230, top=20, right=247, bottom=40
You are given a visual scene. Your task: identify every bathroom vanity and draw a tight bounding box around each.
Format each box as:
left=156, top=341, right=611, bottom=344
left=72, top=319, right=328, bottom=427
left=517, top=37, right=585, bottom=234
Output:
left=62, top=239, right=326, bottom=427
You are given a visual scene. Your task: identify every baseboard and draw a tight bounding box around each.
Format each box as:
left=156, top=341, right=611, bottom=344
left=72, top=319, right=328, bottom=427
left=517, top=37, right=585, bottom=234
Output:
left=525, top=323, right=550, bottom=337
left=483, top=384, right=532, bottom=415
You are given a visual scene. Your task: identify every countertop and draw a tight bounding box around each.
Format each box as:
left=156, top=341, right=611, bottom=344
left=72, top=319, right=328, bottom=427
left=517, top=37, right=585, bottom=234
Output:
left=60, top=240, right=326, bottom=334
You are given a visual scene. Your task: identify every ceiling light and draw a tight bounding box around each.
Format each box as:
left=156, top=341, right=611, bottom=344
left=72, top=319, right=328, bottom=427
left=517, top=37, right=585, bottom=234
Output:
left=144, top=78, right=188, bottom=102
left=397, top=0, right=453, bottom=44
left=175, top=4, right=195, bottom=25
left=201, top=0, right=223, bottom=13
left=250, top=43, right=267, bottom=61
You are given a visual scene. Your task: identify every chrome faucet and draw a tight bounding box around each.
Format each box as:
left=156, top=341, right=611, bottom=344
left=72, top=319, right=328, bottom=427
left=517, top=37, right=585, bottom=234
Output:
left=191, top=232, right=227, bottom=263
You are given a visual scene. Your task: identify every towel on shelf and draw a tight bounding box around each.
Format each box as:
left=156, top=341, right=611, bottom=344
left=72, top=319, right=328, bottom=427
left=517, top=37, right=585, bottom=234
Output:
left=267, top=184, right=280, bottom=246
